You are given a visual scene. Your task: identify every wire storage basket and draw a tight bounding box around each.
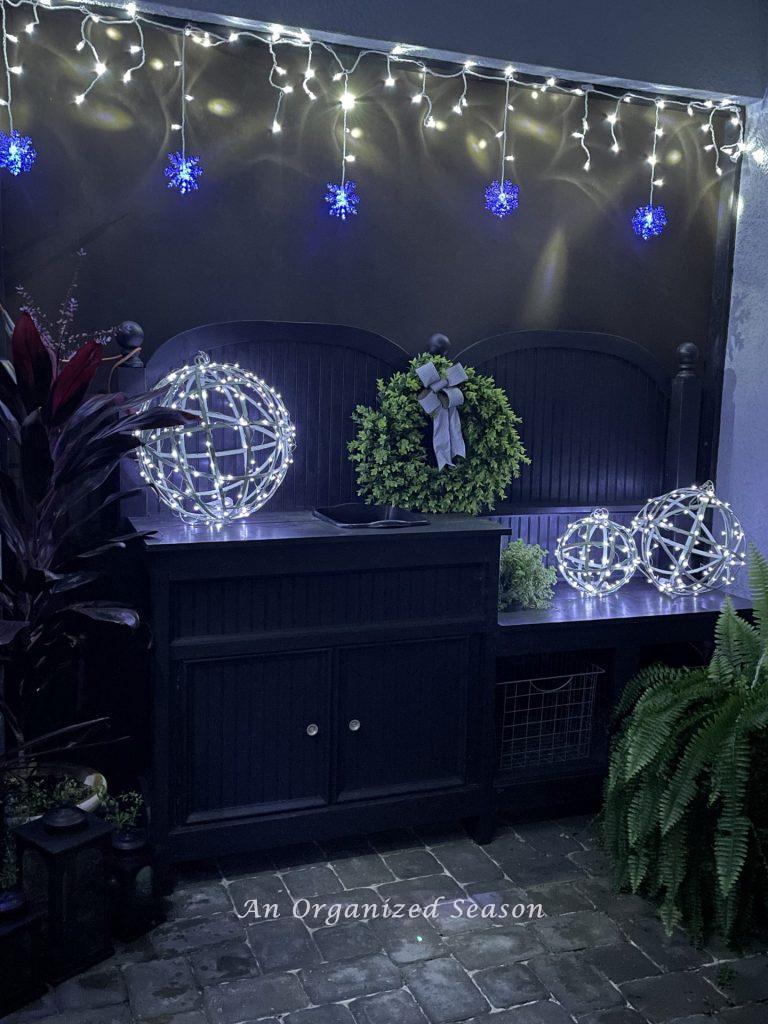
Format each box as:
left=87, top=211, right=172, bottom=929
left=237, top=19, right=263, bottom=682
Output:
left=496, top=655, right=604, bottom=773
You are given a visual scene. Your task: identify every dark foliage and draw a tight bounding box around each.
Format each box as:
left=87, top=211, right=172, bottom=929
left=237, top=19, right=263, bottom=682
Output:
left=0, top=312, right=195, bottom=748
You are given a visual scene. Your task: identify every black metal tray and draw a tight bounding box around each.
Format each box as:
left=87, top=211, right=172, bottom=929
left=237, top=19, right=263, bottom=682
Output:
left=313, top=503, right=429, bottom=529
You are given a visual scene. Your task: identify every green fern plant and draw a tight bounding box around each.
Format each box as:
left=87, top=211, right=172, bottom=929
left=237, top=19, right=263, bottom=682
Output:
left=602, top=548, right=768, bottom=947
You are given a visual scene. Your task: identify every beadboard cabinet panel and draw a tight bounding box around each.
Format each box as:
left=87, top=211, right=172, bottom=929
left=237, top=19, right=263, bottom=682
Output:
left=170, top=563, right=487, bottom=640
left=336, top=637, right=474, bottom=802
left=175, top=650, right=332, bottom=826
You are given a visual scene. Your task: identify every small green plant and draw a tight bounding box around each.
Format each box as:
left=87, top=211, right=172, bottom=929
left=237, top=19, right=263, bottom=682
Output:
left=499, top=540, right=557, bottom=611
left=0, top=833, right=17, bottom=890
left=4, top=773, right=89, bottom=823
left=602, top=548, right=768, bottom=947
left=103, top=790, right=143, bottom=832
left=348, top=354, right=529, bottom=515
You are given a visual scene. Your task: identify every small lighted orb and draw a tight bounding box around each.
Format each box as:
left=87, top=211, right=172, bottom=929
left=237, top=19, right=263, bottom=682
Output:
left=0, top=130, right=37, bottom=175
left=138, top=352, right=296, bottom=525
left=484, top=179, right=519, bottom=218
left=164, top=151, right=202, bottom=194
left=556, top=509, right=639, bottom=597
left=325, top=180, right=359, bottom=219
left=632, top=203, right=667, bottom=240
left=633, top=481, right=746, bottom=596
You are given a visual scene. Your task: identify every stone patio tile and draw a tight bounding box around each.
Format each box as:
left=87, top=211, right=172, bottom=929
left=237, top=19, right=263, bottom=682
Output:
left=528, top=951, right=623, bottom=1015
left=171, top=860, right=221, bottom=887
left=281, top=865, right=343, bottom=899
left=415, top=823, right=470, bottom=847
left=567, top=849, right=612, bottom=877
left=299, top=889, right=383, bottom=920
left=573, top=878, right=649, bottom=920
left=124, top=957, right=201, bottom=1019
left=320, top=836, right=375, bottom=859
left=246, top=917, right=320, bottom=971
left=513, top=822, right=585, bottom=857
left=268, top=843, right=325, bottom=869
left=430, top=842, right=503, bottom=883
left=617, top=915, right=713, bottom=972
left=285, top=1005, right=356, bottom=1024
left=488, top=837, right=584, bottom=887
left=381, top=850, right=442, bottom=879
left=367, top=829, right=420, bottom=853
left=472, top=963, right=548, bottom=1008
left=189, top=939, right=259, bottom=986
left=376, top=915, right=443, bottom=963
left=449, top=925, right=545, bottom=969
left=31, top=1010, right=132, bottom=1024
left=167, top=881, right=232, bottom=920
left=525, top=881, right=593, bottom=916
left=143, top=1012, right=208, bottom=1024
left=312, top=921, right=383, bottom=962
left=620, top=971, right=727, bottom=1022
left=217, top=851, right=276, bottom=880
left=404, top=957, right=488, bottom=1023
left=464, top=999, right=573, bottom=1023
left=576, top=1009, right=646, bottom=1024
left=350, top=988, right=427, bottom=1024
left=203, top=974, right=309, bottom=1023
left=720, top=1007, right=768, bottom=1023
left=702, top=955, right=768, bottom=1003
left=330, top=854, right=394, bottom=888
left=376, top=875, right=464, bottom=910
left=225, top=873, right=295, bottom=918
left=534, top=910, right=622, bottom=952
left=428, top=895, right=498, bottom=937
left=585, top=941, right=661, bottom=984
left=299, top=953, right=400, bottom=1004
left=150, top=913, right=246, bottom=957
left=54, top=965, right=127, bottom=1010
left=1, top=994, right=59, bottom=1024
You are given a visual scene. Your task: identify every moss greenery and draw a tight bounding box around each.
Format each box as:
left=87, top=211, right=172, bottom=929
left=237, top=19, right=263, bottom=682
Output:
left=499, top=540, right=557, bottom=611
left=602, top=548, right=768, bottom=947
left=349, top=354, right=529, bottom=515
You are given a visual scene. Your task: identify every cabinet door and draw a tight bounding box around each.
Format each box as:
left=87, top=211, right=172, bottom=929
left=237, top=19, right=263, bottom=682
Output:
left=174, top=650, right=331, bottom=826
left=336, top=637, right=473, bottom=801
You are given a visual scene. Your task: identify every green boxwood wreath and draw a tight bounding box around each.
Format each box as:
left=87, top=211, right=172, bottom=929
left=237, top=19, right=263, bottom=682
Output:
left=348, top=353, right=529, bottom=514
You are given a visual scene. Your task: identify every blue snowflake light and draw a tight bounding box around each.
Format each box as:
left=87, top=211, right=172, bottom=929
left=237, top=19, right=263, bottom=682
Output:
left=484, top=180, right=519, bottom=218
left=325, top=181, right=359, bottom=219
left=0, top=130, right=37, bottom=176
left=164, top=151, right=202, bottom=194
left=632, top=203, right=668, bottom=240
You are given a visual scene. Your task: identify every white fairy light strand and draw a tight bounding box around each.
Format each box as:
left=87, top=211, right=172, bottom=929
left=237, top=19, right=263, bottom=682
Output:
left=571, top=86, right=591, bottom=171
left=0, top=0, right=16, bottom=127
left=0, top=0, right=747, bottom=177
left=495, top=70, right=514, bottom=175
left=648, top=100, right=664, bottom=204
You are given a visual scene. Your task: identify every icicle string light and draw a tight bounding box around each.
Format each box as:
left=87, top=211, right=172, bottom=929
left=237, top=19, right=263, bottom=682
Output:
left=0, top=0, right=748, bottom=196
left=164, top=26, right=202, bottom=192
left=0, top=0, right=36, bottom=173
left=325, top=68, right=359, bottom=218
left=631, top=100, right=667, bottom=240
left=484, top=70, right=519, bottom=218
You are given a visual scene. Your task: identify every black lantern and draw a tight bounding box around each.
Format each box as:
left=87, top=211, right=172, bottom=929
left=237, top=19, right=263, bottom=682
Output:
left=13, top=808, right=114, bottom=982
left=0, top=903, right=46, bottom=1015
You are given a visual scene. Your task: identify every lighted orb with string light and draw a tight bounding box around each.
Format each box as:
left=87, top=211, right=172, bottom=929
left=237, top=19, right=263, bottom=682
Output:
left=632, top=481, right=745, bottom=596
left=555, top=508, right=640, bottom=597
left=632, top=203, right=667, bottom=240
left=137, top=352, right=296, bottom=525
left=484, top=180, right=519, bottom=218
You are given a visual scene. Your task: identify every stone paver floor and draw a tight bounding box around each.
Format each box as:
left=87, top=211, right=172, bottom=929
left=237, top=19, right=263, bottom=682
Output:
left=4, top=815, right=767, bottom=1024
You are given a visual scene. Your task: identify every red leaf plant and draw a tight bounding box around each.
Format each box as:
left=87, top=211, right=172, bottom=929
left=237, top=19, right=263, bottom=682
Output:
left=0, top=314, right=196, bottom=756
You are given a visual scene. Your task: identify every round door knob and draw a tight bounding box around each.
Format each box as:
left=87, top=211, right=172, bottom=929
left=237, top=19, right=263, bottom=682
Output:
left=306, top=723, right=319, bottom=737
left=348, top=719, right=361, bottom=732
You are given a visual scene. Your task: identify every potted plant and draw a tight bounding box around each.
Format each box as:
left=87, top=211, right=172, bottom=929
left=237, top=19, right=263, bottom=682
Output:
left=602, top=549, right=768, bottom=947
left=103, top=790, right=145, bottom=852
left=0, top=310, right=194, bottom=840
left=498, top=539, right=557, bottom=611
